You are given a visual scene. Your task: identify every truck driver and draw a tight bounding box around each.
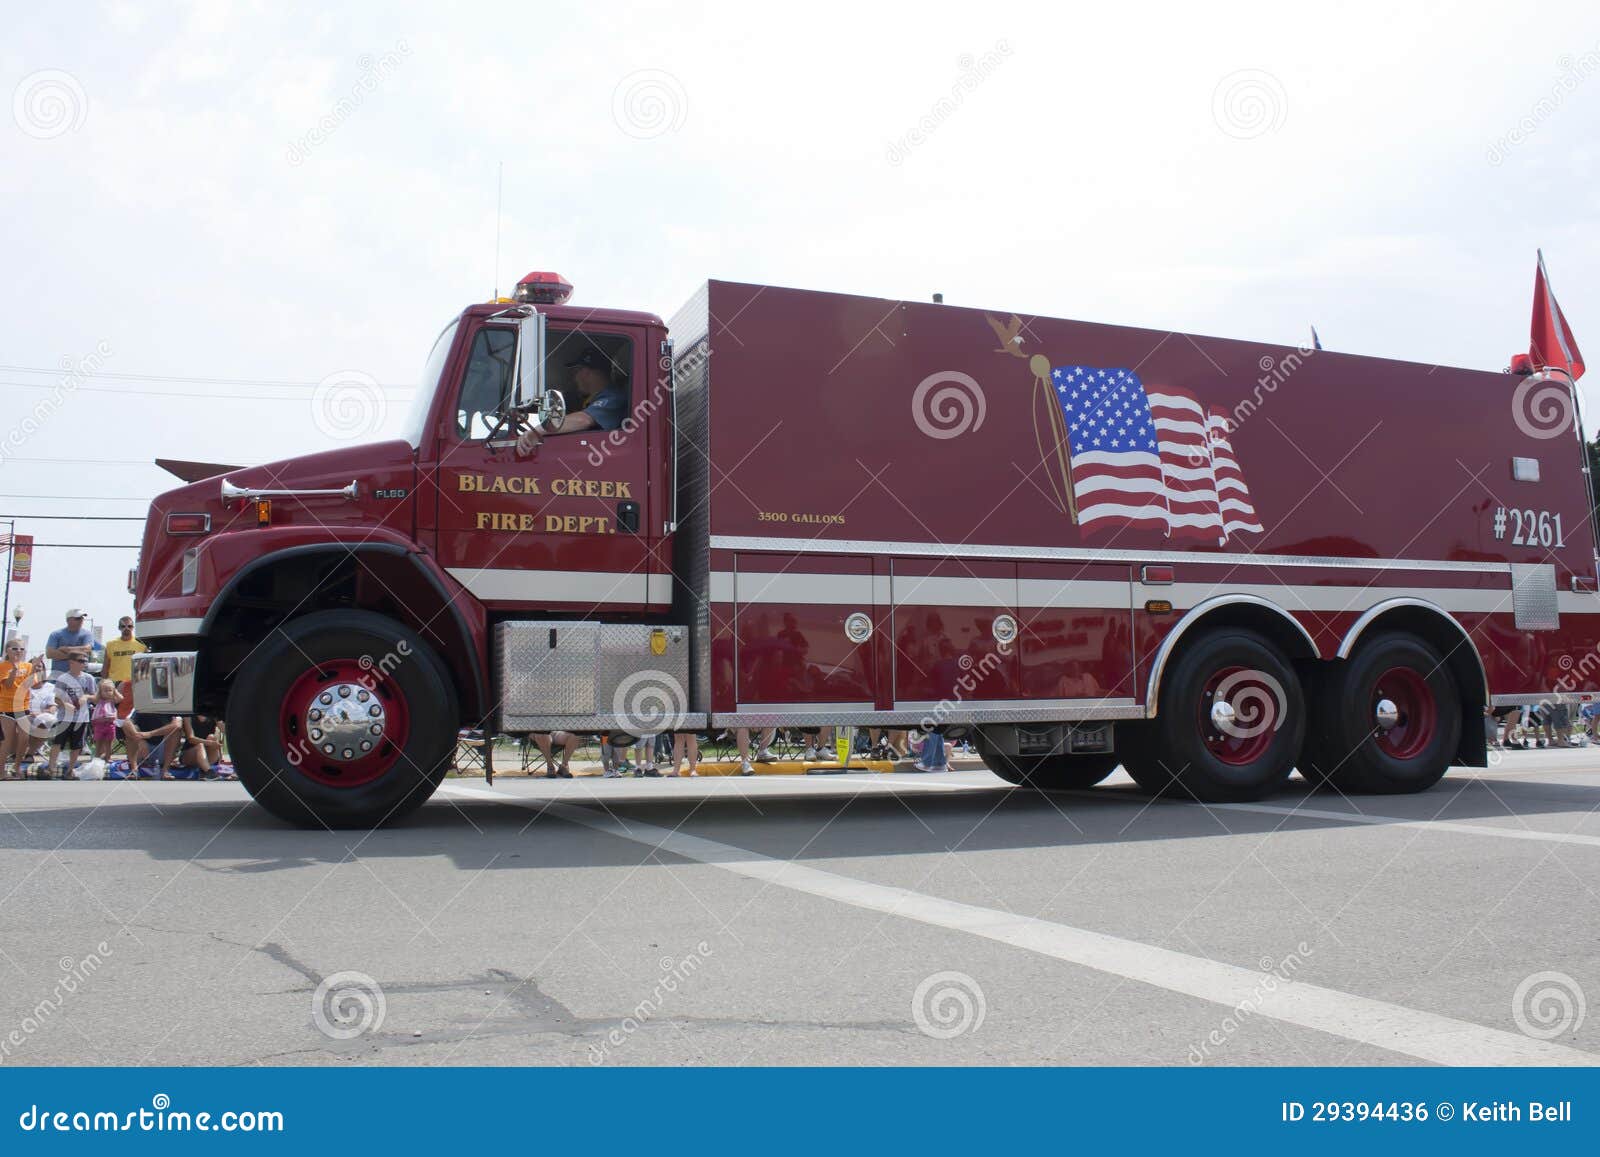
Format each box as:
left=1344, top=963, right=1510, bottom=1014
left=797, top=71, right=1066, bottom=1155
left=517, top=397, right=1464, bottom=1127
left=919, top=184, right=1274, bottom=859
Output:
left=515, top=346, right=627, bottom=455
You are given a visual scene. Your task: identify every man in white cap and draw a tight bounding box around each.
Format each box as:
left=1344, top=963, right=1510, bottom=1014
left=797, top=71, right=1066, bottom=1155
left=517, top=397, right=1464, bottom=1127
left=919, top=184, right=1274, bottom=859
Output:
left=46, top=608, right=94, bottom=675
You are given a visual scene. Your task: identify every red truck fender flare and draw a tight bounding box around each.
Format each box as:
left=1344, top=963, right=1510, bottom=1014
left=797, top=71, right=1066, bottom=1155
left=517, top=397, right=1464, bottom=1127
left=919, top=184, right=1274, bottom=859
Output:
left=1336, top=596, right=1490, bottom=707
left=198, top=540, right=487, bottom=716
left=1144, top=594, right=1319, bottom=717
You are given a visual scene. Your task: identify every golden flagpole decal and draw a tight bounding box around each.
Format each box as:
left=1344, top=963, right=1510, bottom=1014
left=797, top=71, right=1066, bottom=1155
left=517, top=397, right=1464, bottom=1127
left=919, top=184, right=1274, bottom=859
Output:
left=987, top=314, right=1077, bottom=523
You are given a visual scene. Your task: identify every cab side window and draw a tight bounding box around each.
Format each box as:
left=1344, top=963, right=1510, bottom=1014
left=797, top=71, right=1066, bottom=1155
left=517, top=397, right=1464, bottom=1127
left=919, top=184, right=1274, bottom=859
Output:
left=545, top=329, right=634, bottom=432
left=454, top=325, right=517, bottom=440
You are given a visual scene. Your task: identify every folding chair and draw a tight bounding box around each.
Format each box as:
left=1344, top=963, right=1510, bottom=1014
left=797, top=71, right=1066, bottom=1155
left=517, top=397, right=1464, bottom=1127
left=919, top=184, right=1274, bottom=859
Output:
left=454, top=729, right=494, bottom=785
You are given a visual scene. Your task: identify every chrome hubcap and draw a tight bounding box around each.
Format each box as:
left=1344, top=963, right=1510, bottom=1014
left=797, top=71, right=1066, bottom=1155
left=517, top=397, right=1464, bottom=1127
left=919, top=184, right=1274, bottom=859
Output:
left=1209, top=699, right=1237, bottom=731
left=305, top=682, right=385, bottom=761
left=1373, top=697, right=1400, bottom=731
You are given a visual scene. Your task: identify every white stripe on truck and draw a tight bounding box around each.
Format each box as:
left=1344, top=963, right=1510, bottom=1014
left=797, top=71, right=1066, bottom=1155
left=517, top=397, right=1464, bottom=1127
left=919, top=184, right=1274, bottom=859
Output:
left=447, top=568, right=671, bottom=605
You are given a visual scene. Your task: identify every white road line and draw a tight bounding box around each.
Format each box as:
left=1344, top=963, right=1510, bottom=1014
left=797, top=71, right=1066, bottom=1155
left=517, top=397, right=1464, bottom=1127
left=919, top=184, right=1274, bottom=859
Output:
left=436, top=784, right=1598, bottom=1066
left=1204, top=799, right=1600, bottom=848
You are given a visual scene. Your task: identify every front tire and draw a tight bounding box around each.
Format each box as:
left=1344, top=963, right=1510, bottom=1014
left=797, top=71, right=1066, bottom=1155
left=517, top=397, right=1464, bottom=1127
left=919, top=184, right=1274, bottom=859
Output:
left=1120, top=629, right=1304, bottom=802
left=228, top=610, right=459, bottom=828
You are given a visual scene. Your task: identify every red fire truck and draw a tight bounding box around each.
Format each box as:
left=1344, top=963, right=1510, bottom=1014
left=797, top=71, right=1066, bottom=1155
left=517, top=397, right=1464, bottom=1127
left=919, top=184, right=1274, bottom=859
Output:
left=130, top=273, right=1600, bottom=827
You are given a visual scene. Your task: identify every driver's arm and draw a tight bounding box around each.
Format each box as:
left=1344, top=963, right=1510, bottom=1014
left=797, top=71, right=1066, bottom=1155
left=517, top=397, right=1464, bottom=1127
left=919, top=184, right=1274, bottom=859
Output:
left=515, top=410, right=596, bottom=455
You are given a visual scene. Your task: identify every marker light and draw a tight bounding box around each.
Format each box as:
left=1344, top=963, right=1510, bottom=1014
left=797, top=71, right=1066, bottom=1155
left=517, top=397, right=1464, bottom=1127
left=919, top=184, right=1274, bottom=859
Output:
left=513, top=271, right=574, bottom=305
left=165, top=512, right=211, bottom=535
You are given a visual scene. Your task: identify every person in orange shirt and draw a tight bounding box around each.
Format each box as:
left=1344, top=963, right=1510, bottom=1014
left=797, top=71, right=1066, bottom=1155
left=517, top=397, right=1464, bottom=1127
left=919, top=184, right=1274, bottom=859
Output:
left=0, top=639, right=36, bottom=779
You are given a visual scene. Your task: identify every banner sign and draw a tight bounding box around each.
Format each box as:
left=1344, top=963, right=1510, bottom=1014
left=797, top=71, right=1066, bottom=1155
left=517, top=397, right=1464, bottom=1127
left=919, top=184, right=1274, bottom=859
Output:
left=9, top=533, right=31, bottom=583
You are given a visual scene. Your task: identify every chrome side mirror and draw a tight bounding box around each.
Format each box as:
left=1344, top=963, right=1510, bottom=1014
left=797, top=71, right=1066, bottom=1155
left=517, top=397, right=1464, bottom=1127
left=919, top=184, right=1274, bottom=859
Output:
left=538, top=387, right=566, bottom=432
left=514, top=310, right=546, bottom=410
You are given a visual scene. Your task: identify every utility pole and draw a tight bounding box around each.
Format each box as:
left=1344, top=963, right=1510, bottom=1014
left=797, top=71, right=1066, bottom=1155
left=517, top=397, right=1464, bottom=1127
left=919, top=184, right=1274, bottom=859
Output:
left=1, top=518, right=13, bottom=646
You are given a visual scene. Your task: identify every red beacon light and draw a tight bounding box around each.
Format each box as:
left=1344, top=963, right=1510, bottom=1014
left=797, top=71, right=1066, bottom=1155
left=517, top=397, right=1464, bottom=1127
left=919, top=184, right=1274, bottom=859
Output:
left=513, top=271, right=573, bottom=306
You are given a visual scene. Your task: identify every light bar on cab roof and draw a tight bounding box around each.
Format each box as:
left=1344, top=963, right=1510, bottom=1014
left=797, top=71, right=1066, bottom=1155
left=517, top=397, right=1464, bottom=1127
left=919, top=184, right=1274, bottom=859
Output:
left=513, top=271, right=573, bottom=305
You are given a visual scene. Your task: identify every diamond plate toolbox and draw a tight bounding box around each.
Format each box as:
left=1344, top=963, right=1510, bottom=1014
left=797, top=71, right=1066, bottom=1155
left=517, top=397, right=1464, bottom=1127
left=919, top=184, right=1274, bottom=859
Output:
left=494, top=621, right=695, bottom=732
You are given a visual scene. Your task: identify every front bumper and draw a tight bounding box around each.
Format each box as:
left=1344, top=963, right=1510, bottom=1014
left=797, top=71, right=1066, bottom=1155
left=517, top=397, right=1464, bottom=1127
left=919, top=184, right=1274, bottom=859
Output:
left=131, top=651, right=198, bottom=714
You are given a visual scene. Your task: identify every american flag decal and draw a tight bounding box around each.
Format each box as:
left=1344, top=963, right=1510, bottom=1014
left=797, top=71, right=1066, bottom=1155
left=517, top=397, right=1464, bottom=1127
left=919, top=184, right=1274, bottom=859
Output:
left=1052, top=365, right=1263, bottom=543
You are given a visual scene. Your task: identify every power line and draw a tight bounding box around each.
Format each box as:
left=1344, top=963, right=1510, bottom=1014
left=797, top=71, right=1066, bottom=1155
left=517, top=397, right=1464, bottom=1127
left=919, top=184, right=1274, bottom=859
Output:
left=0, top=493, right=151, bottom=501
left=21, top=543, right=139, bottom=549
left=1, top=378, right=415, bottom=401
left=0, top=456, right=196, bottom=465
left=0, top=513, right=145, bottom=521
left=0, top=362, right=419, bottom=389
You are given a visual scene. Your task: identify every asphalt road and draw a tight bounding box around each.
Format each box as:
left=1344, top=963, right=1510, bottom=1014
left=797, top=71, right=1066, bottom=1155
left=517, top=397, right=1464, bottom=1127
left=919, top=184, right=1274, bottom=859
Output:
left=1, top=750, right=1598, bottom=1067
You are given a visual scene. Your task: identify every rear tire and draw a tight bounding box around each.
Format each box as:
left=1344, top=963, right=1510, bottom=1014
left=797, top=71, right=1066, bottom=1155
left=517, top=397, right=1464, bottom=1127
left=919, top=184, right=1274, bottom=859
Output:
left=974, top=730, right=1119, bottom=790
left=228, top=610, right=459, bottom=828
left=1302, top=632, right=1459, bottom=794
left=1120, top=629, right=1304, bottom=802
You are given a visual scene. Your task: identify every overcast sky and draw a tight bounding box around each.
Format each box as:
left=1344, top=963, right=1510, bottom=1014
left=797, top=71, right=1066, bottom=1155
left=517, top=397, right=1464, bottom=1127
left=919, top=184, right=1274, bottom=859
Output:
left=3, top=0, right=1599, bottom=641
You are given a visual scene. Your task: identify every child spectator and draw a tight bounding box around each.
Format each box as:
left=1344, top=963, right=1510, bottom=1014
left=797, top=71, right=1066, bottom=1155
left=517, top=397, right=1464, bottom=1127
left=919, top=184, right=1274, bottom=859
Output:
left=91, top=680, right=121, bottom=763
left=47, top=654, right=95, bottom=779
left=670, top=731, right=700, bottom=777
left=913, top=728, right=949, bottom=773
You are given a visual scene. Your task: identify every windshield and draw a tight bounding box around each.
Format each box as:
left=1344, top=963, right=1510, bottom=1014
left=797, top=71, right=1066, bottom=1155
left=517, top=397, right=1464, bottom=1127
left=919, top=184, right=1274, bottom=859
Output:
left=398, top=317, right=460, bottom=448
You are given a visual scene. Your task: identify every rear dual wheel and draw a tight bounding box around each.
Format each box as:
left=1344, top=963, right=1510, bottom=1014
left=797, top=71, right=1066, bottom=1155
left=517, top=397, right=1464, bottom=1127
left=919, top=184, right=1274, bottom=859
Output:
left=1301, top=632, right=1459, bottom=794
left=1120, top=629, right=1305, bottom=802
left=973, top=729, right=1119, bottom=790
left=228, top=610, right=459, bottom=828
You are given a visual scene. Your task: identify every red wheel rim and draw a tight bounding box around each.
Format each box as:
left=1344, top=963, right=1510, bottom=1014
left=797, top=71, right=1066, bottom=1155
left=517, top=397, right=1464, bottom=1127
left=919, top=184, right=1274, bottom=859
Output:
left=278, top=658, right=411, bottom=788
left=1371, top=665, right=1436, bottom=760
left=1197, top=665, right=1282, bottom=766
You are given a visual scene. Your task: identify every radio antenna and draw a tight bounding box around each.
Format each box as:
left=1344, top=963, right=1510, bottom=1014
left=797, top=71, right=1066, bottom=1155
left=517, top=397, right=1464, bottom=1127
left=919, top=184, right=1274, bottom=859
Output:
left=492, top=160, right=504, bottom=299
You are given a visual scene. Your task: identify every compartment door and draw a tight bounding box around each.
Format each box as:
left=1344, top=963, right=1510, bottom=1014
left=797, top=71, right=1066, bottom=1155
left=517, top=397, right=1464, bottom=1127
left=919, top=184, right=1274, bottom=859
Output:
left=733, top=554, right=878, bottom=708
left=890, top=560, right=1021, bottom=707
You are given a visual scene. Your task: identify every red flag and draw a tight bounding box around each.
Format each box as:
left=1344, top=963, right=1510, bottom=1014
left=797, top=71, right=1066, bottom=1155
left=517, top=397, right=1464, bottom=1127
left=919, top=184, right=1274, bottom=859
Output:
left=1530, top=249, right=1585, bottom=380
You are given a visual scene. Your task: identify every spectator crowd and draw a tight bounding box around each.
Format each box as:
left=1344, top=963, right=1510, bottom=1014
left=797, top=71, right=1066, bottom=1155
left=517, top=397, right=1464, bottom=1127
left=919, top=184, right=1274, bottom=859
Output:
left=0, top=607, right=228, bottom=781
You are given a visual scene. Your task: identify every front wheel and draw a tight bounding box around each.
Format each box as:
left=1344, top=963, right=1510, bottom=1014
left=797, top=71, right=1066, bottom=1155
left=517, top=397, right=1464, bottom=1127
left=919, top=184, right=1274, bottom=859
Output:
left=228, top=610, right=460, bottom=828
